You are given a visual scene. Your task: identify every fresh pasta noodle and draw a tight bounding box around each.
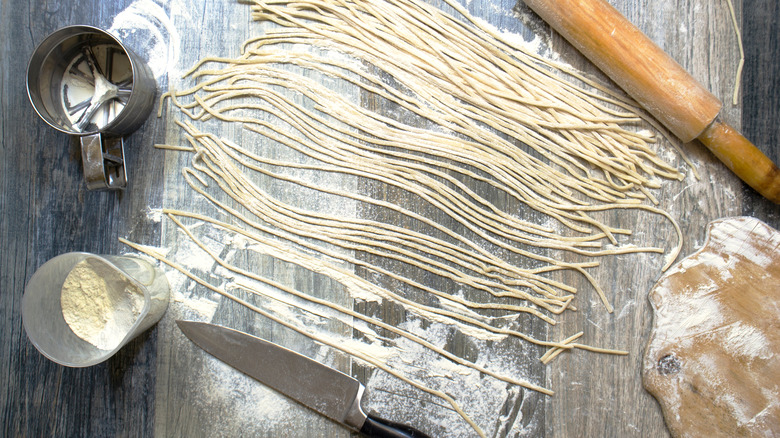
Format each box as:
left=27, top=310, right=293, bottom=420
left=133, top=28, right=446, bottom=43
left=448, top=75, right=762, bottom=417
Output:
left=143, top=0, right=691, bottom=435
left=725, top=0, right=744, bottom=105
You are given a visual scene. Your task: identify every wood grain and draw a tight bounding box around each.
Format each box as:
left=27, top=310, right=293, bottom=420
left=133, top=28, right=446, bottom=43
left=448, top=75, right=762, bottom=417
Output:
left=1, top=0, right=778, bottom=437
left=644, top=217, right=780, bottom=437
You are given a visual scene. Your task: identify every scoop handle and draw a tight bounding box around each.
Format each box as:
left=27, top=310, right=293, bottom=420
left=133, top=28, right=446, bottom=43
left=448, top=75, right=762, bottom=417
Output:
left=523, top=0, right=780, bottom=203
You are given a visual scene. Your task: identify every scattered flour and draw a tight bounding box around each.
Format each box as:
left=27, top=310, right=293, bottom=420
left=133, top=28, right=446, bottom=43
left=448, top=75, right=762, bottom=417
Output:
left=61, top=257, right=146, bottom=350
left=109, top=0, right=186, bottom=79
left=723, top=322, right=770, bottom=361
left=171, top=287, right=220, bottom=320
left=145, top=207, right=163, bottom=223
left=645, top=217, right=780, bottom=435
left=189, top=351, right=295, bottom=433
left=172, top=236, right=216, bottom=273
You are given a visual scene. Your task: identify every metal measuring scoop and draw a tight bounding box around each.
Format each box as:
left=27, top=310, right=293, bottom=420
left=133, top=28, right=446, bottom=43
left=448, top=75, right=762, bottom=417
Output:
left=27, top=26, right=156, bottom=190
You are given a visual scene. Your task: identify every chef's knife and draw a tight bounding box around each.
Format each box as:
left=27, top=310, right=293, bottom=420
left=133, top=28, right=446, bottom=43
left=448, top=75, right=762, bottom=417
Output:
left=176, top=320, right=430, bottom=438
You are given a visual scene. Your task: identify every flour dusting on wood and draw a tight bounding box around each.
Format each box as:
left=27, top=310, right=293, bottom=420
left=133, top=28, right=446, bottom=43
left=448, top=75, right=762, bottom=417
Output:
left=643, top=217, right=780, bottom=437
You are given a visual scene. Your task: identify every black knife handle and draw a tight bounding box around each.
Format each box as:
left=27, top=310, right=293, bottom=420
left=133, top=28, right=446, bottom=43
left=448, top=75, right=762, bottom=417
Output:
left=360, top=413, right=431, bottom=438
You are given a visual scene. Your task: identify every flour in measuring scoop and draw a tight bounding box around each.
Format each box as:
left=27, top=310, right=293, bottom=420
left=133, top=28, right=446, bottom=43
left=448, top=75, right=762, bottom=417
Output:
left=61, top=257, right=145, bottom=350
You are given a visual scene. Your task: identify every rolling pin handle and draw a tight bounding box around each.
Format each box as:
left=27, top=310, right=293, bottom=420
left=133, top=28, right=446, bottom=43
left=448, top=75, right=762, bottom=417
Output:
left=698, top=119, right=780, bottom=203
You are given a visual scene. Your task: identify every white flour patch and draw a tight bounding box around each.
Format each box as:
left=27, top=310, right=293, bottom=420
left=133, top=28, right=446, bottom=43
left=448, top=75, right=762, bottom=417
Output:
left=710, top=219, right=780, bottom=269
left=723, top=322, right=770, bottom=361
left=171, top=286, right=220, bottom=320
left=109, top=0, right=186, bottom=79
left=188, top=351, right=293, bottom=432
left=654, top=282, right=724, bottom=349
left=170, top=231, right=216, bottom=273
left=472, top=15, right=550, bottom=58
left=145, top=207, right=163, bottom=223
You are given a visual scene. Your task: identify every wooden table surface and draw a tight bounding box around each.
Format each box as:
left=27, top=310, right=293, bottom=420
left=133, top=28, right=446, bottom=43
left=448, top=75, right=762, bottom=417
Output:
left=2, top=0, right=778, bottom=436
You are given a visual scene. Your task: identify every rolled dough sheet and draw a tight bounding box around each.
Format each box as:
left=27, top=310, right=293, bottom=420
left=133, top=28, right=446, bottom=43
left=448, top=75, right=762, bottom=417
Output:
left=643, top=216, right=780, bottom=437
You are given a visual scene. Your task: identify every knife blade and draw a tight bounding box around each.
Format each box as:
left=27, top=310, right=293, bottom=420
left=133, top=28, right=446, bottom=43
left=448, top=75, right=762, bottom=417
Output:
left=176, top=320, right=430, bottom=438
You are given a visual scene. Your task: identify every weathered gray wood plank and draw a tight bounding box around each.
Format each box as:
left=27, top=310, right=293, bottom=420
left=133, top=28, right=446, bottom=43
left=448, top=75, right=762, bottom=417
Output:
left=1, top=0, right=167, bottom=436
left=1, top=0, right=778, bottom=437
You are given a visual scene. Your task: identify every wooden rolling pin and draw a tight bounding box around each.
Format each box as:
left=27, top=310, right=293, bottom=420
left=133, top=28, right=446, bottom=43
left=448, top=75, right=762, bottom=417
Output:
left=523, top=0, right=780, bottom=203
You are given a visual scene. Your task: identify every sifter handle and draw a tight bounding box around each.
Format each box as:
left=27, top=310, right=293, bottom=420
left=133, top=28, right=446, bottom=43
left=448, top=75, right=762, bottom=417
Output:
left=80, top=133, right=128, bottom=190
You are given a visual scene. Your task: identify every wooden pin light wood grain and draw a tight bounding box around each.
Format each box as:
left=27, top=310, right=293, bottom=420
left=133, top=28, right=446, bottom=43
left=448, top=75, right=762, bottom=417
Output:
left=643, top=217, right=780, bottom=437
left=523, top=0, right=780, bottom=203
